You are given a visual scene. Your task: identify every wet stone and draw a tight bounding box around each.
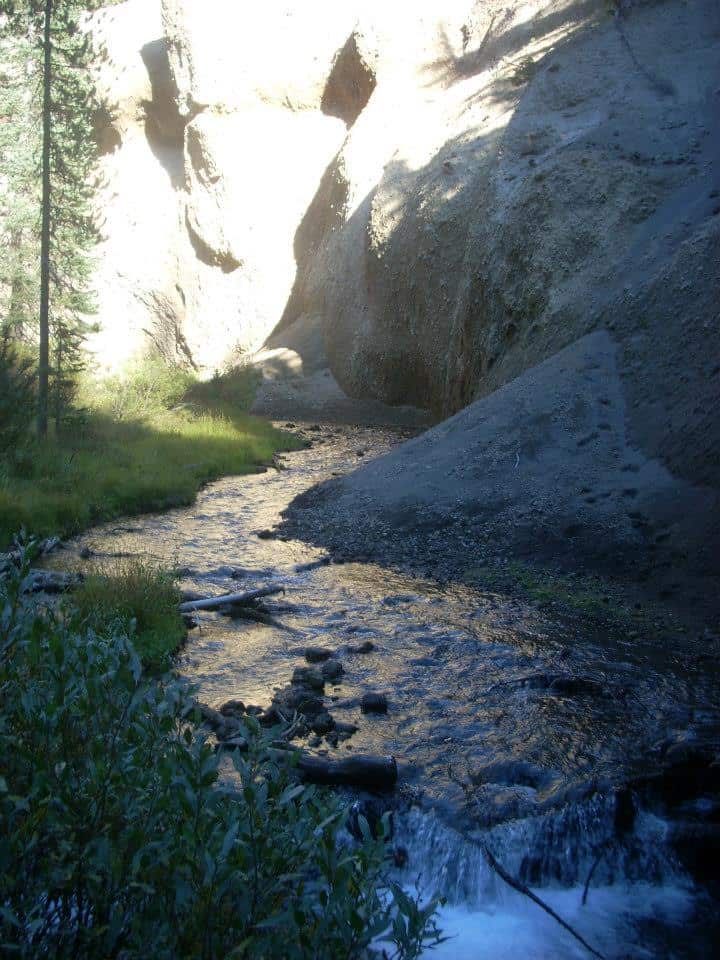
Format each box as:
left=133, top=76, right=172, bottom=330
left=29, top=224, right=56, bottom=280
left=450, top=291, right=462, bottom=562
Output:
left=349, top=640, right=375, bottom=655
left=310, top=712, right=336, bottom=735
left=334, top=721, right=359, bottom=740
left=196, top=703, right=224, bottom=730
left=305, top=646, right=333, bottom=663
left=361, top=693, right=388, bottom=714
left=258, top=707, right=282, bottom=728
left=219, top=699, right=246, bottom=717
left=292, top=666, right=325, bottom=690
left=273, top=685, right=325, bottom=718
left=321, top=660, right=344, bottom=682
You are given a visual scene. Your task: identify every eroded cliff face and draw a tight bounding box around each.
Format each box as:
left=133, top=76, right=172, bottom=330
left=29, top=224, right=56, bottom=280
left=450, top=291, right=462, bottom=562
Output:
left=89, top=0, right=363, bottom=372
left=90, top=0, right=719, bottom=498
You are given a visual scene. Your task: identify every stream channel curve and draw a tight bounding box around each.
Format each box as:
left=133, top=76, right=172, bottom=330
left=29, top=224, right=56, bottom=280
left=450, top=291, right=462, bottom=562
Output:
left=46, top=422, right=720, bottom=959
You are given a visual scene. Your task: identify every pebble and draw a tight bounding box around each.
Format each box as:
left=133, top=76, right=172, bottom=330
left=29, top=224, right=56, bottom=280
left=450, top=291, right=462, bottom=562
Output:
left=292, top=667, right=325, bottom=690
left=349, top=640, right=375, bottom=654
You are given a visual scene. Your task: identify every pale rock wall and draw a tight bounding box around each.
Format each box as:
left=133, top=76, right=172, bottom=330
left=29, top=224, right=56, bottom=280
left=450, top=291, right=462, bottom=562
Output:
left=275, top=0, right=720, bottom=491
left=88, top=0, right=718, bottom=502
left=88, top=0, right=184, bottom=371
left=88, top=0, right=363, bottom=372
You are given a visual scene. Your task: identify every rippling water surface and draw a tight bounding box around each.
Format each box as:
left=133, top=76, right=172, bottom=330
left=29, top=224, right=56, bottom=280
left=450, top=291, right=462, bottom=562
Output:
left=48, top=423, right=719, bottom=958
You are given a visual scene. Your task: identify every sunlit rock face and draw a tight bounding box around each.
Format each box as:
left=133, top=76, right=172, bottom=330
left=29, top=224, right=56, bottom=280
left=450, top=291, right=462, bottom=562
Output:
left=88, top=0, right=362, bottom=372
left=276, top=0, right=719, bottom=493
left=89, top=0, right=719, bottom=502
left=89, top=0, right=184, bottom=371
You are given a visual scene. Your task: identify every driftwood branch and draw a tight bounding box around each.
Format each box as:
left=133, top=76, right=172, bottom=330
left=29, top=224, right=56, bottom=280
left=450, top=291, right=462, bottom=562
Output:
left=265, top=747, right=397, bottom=790
left=23, top=570, right=83, bottom=594
left=296, top=754, right=397, bottom=790
left=582, top=849, right=605, bottom=907
left=179, top=585, right=284, bottom=614
left=1, top=536, right=61, bottom=573
left=482, top=845, right=606, bottom=960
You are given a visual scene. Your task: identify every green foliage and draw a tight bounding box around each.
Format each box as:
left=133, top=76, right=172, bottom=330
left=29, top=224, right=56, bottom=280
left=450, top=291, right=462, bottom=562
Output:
left=0, top=33, right=40, bottom=338
left=70, top=559, right=185, bottom=671
left=0, top=329, right=36, bottom=452
left=0, top=0, right=110, bottom=429
left=84, top=356, right=198, bottom=422
left=0, top=545, right=443, bottom=958
left=185, top=364, right=262, bottom=419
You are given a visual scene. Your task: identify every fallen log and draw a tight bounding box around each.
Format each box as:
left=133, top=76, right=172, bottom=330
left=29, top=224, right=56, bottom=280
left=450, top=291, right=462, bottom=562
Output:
left=296, top=754, right=397, bottom=790
left=178, top=584, right=284, bottom=614
left=22, top=570, right=83, bottom=594
left=216, top=735, right=396, bottom=789
left=1, top=536, right=61, bottom=572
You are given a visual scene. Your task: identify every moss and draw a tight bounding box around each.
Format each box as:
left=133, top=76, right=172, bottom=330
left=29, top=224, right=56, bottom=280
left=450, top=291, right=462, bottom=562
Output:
left=462, top=559, right=651, bottom=626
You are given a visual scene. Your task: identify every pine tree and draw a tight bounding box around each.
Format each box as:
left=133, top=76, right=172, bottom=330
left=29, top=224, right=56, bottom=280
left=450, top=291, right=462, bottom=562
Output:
left=0, top=1, right=107, bottom=435
left=0, top=32, right=40, bottom=339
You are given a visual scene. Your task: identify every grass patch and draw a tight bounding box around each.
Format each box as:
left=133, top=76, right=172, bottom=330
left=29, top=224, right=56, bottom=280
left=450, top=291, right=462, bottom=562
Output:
left=70, top=560, right=185, bottom=671
left=184, top=364, right=261, bottom=418
left=0, top=361, right=302, bottom=548
left=462, top=559, right=646, bottom=624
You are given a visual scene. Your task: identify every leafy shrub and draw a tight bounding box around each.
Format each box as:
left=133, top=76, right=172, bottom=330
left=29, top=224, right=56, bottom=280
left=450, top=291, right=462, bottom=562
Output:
left=70, top=559, right=186, bottom=670
left=0, top=544, right=443, bottom=959
left=0, top=331, right=35, bottom=452
left=85, top=356, right=196, bottom=421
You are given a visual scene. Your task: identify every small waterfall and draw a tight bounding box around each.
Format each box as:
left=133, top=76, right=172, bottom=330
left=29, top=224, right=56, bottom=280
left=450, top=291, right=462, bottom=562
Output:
left=392, top=796, right=703, bottom=959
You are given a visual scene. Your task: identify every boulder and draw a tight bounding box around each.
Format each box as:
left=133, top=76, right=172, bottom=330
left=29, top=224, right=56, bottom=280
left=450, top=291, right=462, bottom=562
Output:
left=361, top=692, right=388, bottom=715
left=304, top=646, right=334, bottom=664
left=291, top=667, right=325, bottom=691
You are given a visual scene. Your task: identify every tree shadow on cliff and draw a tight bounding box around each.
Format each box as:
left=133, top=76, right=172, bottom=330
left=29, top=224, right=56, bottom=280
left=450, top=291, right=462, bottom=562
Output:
left=422, top=0, right=600, bottom=91
left=140, top=39, right=186, bottom=189
left=260, top=2, right=607, bottom=401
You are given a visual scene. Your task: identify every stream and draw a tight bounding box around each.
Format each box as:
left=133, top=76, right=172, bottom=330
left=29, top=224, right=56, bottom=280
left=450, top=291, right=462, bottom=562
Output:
left=47, top=423, right=720, bottom=958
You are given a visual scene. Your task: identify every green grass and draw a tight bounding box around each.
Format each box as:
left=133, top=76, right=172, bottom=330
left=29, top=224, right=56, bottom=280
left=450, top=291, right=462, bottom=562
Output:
left=0, top=362, right=302, bottom=548
left=70, top=559, right=186, bottom=671
left=462, top=559, right=644, bottom=624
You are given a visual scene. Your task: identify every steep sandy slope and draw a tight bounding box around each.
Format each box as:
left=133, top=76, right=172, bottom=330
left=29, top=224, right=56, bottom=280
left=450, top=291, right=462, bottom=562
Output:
left=281, top=331, right=720, bottom=617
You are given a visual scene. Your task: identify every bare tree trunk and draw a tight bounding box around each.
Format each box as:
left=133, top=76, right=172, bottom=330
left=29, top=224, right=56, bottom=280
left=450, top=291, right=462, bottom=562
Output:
left=8, top=229, right=25, bottom=331
left=37, top=0, right=52, bottom=438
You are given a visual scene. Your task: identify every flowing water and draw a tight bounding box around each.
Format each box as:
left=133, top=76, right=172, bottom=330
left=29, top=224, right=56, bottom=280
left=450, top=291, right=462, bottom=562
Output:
left=47, top=424, right=719, bottom=958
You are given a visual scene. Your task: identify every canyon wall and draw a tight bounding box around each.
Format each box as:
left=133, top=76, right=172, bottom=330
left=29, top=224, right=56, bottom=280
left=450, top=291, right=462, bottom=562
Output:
left=89, top=0, right=358, bottom=372
left=89, top=0, right=719, bottom=501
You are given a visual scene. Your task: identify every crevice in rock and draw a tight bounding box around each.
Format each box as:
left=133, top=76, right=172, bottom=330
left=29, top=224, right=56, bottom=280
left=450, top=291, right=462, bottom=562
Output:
left=275, top=152, right=349, bottom=333
left=140, top=38, right=186, bottom=188
left=185, top=210, right=241, bottom=274
left=321, top=32, right=376, bottom=127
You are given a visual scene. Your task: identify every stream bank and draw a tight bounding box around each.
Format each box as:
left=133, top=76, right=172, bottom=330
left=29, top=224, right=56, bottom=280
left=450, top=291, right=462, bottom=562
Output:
left=45, top=421, right=720, bottom=958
